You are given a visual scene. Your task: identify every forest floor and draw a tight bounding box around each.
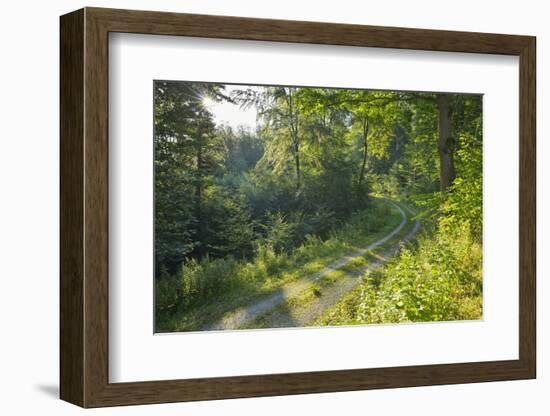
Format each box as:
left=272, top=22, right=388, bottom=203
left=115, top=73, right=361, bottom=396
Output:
left=207, top=200, right=421, bottom=331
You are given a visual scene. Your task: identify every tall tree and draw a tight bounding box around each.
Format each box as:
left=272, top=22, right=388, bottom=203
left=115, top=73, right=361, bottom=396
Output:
left=233, top=87, right=304, bottom=192
left=154, top=81, right=221, bottom=268
left=357, top=115, right=369, bottom=187
left=284, top=88, right=302, bottom=191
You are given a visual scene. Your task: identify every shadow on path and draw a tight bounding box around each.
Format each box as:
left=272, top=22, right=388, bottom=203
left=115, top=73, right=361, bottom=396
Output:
left=206, top=200, right=419, bottom=331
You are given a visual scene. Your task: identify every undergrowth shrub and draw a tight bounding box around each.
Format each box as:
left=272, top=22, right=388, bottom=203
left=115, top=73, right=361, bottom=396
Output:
left=155, top=266, right=180, bottom=312
left=178, top=257, right=239, bottom=307
left=319, top=223, right=482, bottom=325
left=155, top=199, right=400, bottom=327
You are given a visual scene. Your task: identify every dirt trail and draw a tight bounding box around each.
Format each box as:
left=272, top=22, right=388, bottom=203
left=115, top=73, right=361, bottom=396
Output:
left=255, top=219, right=421, bottom=328
left=207, top=201, right=420, bottom=331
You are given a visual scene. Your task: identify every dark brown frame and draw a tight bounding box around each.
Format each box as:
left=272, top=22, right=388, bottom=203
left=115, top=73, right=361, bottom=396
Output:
left=60, top=7, right=536, bottom=408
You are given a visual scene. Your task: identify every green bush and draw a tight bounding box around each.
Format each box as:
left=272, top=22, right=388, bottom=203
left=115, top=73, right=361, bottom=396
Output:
left=442, top=132, right=483, bottom=239
left=178, top=257, right=240, bottom=307
left=319, top=224, right=482, bottom=325
left=370, top=173, right=401, bottom=197
left=155, top=266, right=181, bottom=312
left=260, top=211, right=297, bottom=254
left=155, top=199, right=402, bottom=330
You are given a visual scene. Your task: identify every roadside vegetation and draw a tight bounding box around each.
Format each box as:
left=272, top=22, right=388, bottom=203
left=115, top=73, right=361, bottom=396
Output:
left=156, top=199, right=401, bottom=331
left=154, top=81, right=483, bottom=331
left=316, top=209, right=482, bottom=326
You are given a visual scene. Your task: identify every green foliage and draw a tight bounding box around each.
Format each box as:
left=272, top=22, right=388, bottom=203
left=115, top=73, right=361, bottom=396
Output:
left=318, top=224, right=482, bottom=326
left=154, top=81, right=483, bottom=331
left=178, top=257, right=241, bottom=308
left=200, top=186, right=256, bottom=258
left=218, top=125, right=264, bottom=174
left=154, top=81, right=222, bottom=270
left=441, top=131, right=483, bottom=239
left=260, top=211, right=296, bottom=254
left=155, top=266, right=181, bottom=313
left=369, top=173, right=401, bottom=197
left=155, top=200, right=401, bottom=330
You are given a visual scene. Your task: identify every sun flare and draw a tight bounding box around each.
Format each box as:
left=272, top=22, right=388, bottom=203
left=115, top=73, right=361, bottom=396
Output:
left=201, top=95, right=216, bottom=110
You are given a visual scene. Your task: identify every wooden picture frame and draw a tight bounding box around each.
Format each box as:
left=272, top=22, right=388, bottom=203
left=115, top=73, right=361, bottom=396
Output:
left=60, top=7, right=536, bottom=408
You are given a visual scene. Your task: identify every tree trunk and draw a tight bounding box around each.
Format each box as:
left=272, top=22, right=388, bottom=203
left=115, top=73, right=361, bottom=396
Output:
left=195, top=132, right=204, bottom=257
left=294, top=139, right=301, bottom=190
left=436, top=94, right=455, bottom=193
left=287, top=89, right=301, bottom=191
left=358, top=116, right=369, bottom=187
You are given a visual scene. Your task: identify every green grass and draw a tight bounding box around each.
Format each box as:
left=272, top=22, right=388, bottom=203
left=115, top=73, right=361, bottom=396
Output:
left=236, top=204, right=420, bottom=330
left=156, top=198, right=404, bottom=332
left=314, top=218, right=482, bottom=327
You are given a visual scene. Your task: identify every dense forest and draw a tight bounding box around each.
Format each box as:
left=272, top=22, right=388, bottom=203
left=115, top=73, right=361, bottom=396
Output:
left=154, top=81, right=483, bottom=332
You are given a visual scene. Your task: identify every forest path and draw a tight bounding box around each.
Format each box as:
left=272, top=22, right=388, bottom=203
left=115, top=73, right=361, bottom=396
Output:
left=207, top=200, right=421, bottom=331
left=251, top=215, right=421, bottom=329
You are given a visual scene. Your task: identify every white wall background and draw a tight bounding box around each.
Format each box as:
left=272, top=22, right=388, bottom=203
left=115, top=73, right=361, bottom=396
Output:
left=0, top=0, right=545, bottom=414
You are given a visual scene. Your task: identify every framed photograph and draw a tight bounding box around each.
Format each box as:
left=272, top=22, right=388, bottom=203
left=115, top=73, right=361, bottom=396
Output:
left=60, top=7, right=536, bottom=407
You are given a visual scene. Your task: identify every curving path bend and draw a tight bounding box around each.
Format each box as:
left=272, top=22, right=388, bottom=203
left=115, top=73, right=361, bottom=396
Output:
left=207, top=200, right=421, bottom=331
